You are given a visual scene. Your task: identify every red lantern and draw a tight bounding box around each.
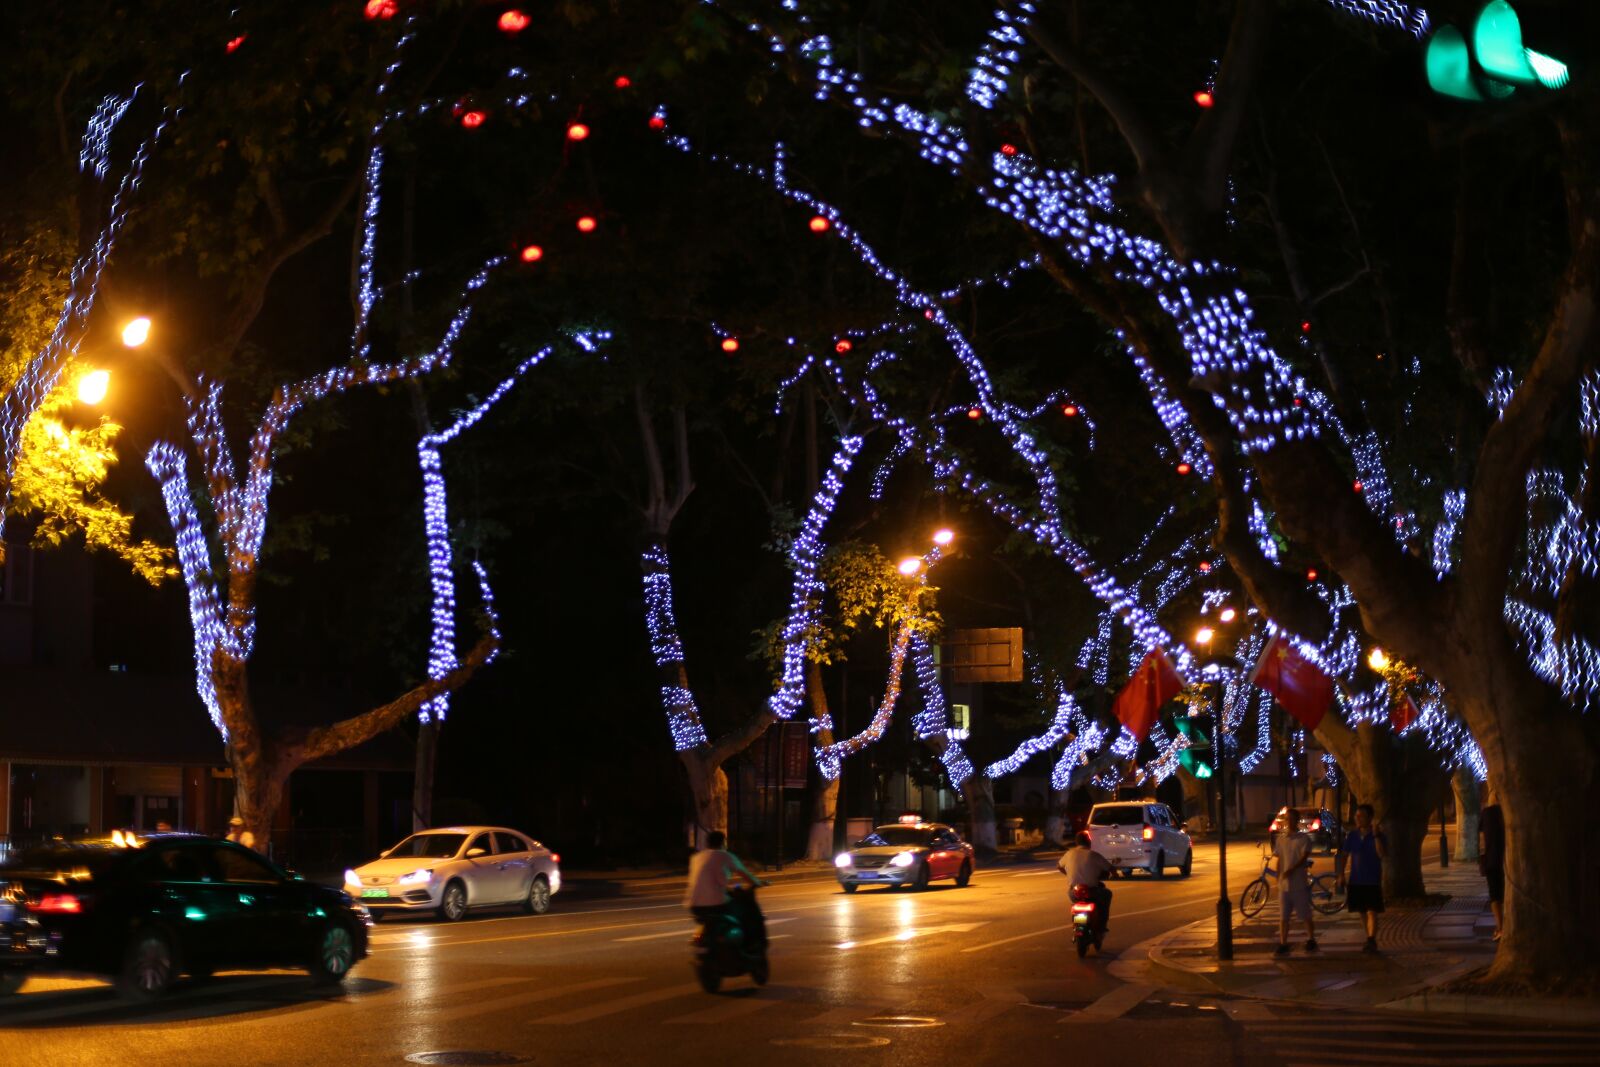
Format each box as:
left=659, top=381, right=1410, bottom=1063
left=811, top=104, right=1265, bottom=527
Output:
left=1352, top=480, right=1364, bottom=493
left=648, top=114, right=666, bottom=131
left=1300, top=320, right=1312, bottom=333
left=498, top=9, right=529, bottom=32
left=923, top=309, right=935, bottom=320
left=808, top=216, right=830, bottom=233
left=1306, top=567, right=1319, bottom=582
left=1198, top=560, right=1212, bottom=574
left=364, top=0, right=398, bottom=20
left=520, top=245, right=543, bottom=263
left=460, top=110, right=487, bottom=129
left=567, top=123, right=590, bottom=142
left=1000, top=143, right=1018, bottom=156
left=835, top=340, right=852, bottom=354
left=1061, top=404, right=1078, bottom=417
left=226, top=35, right=247, bottom=53
left=1193, top=90, right=1214, bottom=108
left=575, top=216, right=597, bottom=233
left=1176, top=462, right=1192, bottom=476
left=721, top=338, right=739, bottom=354
left=1293, top=396, right=1304, bottom=407
left=614, top=75, right=632, bottom=89
left=966, top=407, right=982, bottom=421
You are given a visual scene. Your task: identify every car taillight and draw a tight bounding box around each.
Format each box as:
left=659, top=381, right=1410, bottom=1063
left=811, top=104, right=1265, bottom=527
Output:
left=1142, top=825, right=1155, bottom=841
left=1071, top=902, right=1094, bottom=913
left=1270, top=820, right=1281, bottom=831
left=550, top=853, right=560, bottom=865
left=1310, top=819, right=1321, bottom=830
left=35, top=893, right=83, bottom=914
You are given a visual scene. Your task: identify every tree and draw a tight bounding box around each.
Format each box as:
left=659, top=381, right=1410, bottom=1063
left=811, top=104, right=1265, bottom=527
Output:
left=689, top=0, right=1598, bottom=986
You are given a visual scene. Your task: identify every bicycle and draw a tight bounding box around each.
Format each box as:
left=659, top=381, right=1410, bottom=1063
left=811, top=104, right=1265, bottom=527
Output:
left=1239, top=843, right=1344, bottom=918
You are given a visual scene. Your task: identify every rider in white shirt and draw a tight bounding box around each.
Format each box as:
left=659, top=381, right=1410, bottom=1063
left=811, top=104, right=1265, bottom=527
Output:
left=1058, top=831, right=1114, bottom=928
left=684, top=830, right=765, bottom=924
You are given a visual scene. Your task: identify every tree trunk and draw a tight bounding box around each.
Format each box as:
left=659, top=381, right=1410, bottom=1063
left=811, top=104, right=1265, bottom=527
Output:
left=1452, top=766, right=1480, bottom=864
left=680, top=748, right=729, bottom=850
left=413, top=719, right=439, bottom=831
left=1044, top=787, right=1069, bottom=847
left=962, top=775, right=998, bottom=854
left=1478, top=707, right=1600, bottom=989
left=1315, top=717, right=1442, bottom=901
left=804, top=661, right=840, bottom=860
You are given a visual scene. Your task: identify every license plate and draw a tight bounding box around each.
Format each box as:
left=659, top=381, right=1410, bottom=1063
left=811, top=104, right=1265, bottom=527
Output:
left=1073, top=913, right=1088, bottom=925
left=361, top=889, right=390, bottom=899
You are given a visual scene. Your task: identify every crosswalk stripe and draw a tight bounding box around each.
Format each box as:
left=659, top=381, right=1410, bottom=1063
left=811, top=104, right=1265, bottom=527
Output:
left=1061, top=982, right=1156, bottom=1023
left=664, top=995, right=785, bottom=1024
left=614, top=917, right=796, bottom=943
left=1249, top=1023, right=1600, bottom=1038
left=420, top=976, right=640, bottom=1026
left=1263, top=1038, right=1598, bottom=1051
left=1262, top=1052, right=1592, bottom=1066
left=532, top=982, right=701, bottom=1024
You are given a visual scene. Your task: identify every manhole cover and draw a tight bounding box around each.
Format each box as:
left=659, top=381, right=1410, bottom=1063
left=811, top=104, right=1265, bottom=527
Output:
left=405, top=1053, right=531, bottom=1066
left=771, top=1035, right=891, bottom=1050
left=851, top=1014, right=944, bottom=1029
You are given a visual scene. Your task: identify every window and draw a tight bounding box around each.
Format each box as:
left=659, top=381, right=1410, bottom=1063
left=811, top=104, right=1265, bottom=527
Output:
left=493, top=833, right=527, bottom=855
left=212, top=845, right=282, bottom=885
left=147, top=846, right=212, bottom=883
left=1090, top=805, right=1148, bottom=826
left=466, top=834, right=493, bottom=856
left=387, top=833, right=466, bottom=859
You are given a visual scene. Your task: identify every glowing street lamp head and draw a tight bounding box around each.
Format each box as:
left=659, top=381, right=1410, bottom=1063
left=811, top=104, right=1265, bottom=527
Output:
left=897, top=557, right=923, bottom=577
left=932, top=528, right=954, bottom=546
left=77, top=369, right=110, bottom=405
left=1194, top=626, right=1215, bottom=646
left=1368, top=647, right=1390, bottom=672
left=121, top=316, right=152, bottom=348
left=1218, top=607, right=1236, bottom=623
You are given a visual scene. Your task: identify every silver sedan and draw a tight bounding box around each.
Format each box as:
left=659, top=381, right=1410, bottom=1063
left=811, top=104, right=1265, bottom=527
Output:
left=345, top=826, right=561, bottom=921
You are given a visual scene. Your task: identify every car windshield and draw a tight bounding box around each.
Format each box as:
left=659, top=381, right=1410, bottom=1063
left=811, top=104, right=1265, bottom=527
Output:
left=1090, top=805, right=1147, bottom=826
left=385, top=833, right=467, bottom=859
left=857, top=827, right=930, bottom=847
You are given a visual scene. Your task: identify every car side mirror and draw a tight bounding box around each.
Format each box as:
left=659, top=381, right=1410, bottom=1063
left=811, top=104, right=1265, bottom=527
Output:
left=466, top=847, right=487, bottom=858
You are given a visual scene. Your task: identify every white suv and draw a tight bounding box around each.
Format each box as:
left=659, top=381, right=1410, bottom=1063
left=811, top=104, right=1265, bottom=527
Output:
left=1085, top=801, right=1192, bottom=878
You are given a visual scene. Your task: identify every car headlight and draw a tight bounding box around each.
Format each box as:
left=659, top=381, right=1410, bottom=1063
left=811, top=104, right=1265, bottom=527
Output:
left=889, top=852, right=916, bottom=868
left=398, top=868, right=434, bottom=885
left=344, top=869, right=361, bottom=887
left=835, top=853, right=853, bottom=869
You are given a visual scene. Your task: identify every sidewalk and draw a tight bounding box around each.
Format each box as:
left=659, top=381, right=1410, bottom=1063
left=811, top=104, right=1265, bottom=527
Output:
left=1144, top=859, right=1600, bottom=1025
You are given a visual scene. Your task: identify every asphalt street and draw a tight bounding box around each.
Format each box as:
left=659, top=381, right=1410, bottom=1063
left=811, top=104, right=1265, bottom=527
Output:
left=4, top=842, right=1595, bottom=1066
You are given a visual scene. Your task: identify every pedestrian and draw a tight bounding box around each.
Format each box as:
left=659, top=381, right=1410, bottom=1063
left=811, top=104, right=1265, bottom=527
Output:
left=224, top=816, right=245, bottom=844
left=1478, top=783, right=1505, bottom=941
left=1336, top=803, right=1388, bottom=953
left=1273, top=807, right=1317, bottom=956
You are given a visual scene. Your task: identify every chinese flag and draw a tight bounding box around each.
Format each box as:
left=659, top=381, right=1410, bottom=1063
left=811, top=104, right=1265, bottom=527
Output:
left=1248, top=633, right=1333, bottom=731
left=1112, top=649, right=1183, bottom=742
left=1390, top=693, right=1420, bottom=733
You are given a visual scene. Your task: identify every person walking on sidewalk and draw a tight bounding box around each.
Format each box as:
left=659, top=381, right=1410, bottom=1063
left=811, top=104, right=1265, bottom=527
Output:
left=1273, top=808, right=1317, bottom=956
left=1478, top=784, right=1505, bottom=941
left=1336, top=803, right=1388, bottom=953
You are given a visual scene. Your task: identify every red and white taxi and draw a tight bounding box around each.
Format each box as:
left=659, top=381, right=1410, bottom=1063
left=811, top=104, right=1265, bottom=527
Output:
left=833, top=817, right=976, bottom=893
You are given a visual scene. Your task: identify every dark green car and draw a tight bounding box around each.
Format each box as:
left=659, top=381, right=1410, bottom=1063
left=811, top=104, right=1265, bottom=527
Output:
left=0, top=833, right=369, bottom=1001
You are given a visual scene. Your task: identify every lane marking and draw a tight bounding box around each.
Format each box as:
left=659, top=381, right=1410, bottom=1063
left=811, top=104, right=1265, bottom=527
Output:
left=835, top=922, right=988, bottom=950
left=533, top=982, right=701, bottom=1025
left=1061, top=982, right=1156, bottom=1024
left=960, top=893, right=1215, bottom=952
left=419, top=976, right=639, bottom=1026
left=615, top=918, right=795, bottom=943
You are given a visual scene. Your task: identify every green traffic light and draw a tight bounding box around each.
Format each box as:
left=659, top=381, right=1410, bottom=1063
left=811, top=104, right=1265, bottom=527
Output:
left=1426, top=1, right=1568, bottom=102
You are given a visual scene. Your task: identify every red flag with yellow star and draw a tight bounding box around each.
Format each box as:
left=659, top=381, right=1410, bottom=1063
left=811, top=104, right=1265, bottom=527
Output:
left=1390, top=693, right=1420, bottom=733
left=1111, top=649, right=1183, bottom=742
left=1248, top=633, right=1333, bottom=731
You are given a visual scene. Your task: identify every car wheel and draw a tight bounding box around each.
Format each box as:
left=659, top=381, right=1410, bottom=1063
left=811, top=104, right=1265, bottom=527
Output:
left=0, top=971, right=25, bottom=996
left=439, top=880, right=469, bottom=922
left=1179, top=849, right=1193, bottom=878
left=308, top=922, right=357, bottom=985
left=913, top=862, right=931, bottom=891
left=955, top=861, right=972, bottom=887
left=524, top=875, right=552, bottom=915
left=841, top=882, right=858, bottom=894
left=1152, top=850, right=1166, bottom=879
left=117, top=928, right=176, bottom=1002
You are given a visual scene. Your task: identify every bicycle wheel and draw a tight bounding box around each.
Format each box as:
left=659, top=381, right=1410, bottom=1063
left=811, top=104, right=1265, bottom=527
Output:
left=1310, top=874, right=1344, bottom=915
left=1240, top=878, right=1271, bottom=919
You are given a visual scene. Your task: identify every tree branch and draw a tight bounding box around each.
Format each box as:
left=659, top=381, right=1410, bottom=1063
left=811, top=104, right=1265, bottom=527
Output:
left=1186, top=0, right=1273, bottom=214
left=293, top=629, right=499, bottom=764
left=1025, top=12, right=1167, bottom=176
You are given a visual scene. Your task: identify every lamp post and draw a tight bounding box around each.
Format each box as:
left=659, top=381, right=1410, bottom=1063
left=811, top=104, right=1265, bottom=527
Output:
left=1195, top=625, right=1241, bottom=961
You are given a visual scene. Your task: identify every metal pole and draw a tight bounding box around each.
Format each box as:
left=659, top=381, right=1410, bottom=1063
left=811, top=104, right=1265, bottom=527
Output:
left=1438, top=797, right=1449, bottom=868
left=1214, top=681, right=1233, bottom=960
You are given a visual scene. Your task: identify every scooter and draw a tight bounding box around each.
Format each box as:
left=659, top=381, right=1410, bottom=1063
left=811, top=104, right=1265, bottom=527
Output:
left=1071, top=883, right=1108, bottom=958
left=691, top=887, right=770, bottom=993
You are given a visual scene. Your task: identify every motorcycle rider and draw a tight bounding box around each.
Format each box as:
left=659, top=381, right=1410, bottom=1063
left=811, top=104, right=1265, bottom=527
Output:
left=1058, top=830, right=1114, bottom=932
left=684, top=830, right=768, bottom=938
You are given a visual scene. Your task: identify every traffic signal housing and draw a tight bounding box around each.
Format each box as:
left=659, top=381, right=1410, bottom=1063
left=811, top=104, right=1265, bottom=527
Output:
left=1174, top=715, right=1213, bottom=780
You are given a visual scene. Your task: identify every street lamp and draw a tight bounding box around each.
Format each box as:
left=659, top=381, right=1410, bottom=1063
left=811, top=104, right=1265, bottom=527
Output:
left=932, top=527, right=955, bottom=546
left=76, top=369, right=110, bottom=406
left=121, top=316, right=152, bottom=348
left=1367, top=647, right=1390, bottom=672
left=1194, top=621, right=1242, bottom=961
left=897, top=557, right=923, bottom=576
